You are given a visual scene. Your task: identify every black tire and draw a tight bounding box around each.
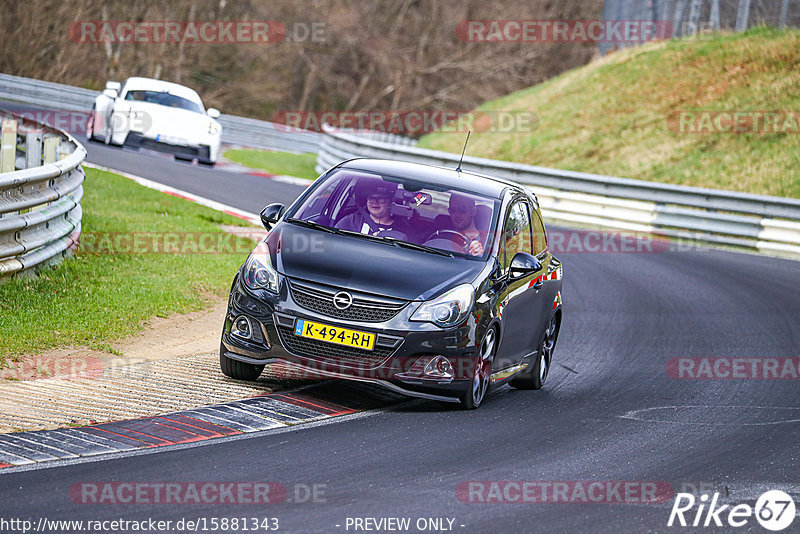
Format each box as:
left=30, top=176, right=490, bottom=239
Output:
left=219, top=343, right=265, bottom=381
left=510, top=315, right=559, bottom=390
left=459, top=327, right=498, bottom=410
left=198, top=159, right=215, bottom=167
left=174, top=154, right=194, bottom=163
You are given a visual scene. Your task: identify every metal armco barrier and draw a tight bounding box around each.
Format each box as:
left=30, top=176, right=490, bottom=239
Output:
left=0, top=73, right=321, bottom=154
left=0, top=112, right=86, bottom=277
left=316, top=126, right=800, bottom=259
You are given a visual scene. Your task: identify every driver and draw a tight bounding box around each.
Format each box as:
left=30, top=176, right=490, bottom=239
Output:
left=335, top=182, right=410, bottom=238
left=443, top=193, right=485, bottom=256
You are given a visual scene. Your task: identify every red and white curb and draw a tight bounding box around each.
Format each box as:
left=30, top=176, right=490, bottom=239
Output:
left=0, top=383, right=405, bottom=468
left=213, top=159, right=313, bottom=187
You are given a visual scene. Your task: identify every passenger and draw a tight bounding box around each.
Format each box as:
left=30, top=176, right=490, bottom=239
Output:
left=335, top=182, right=411, bottom=238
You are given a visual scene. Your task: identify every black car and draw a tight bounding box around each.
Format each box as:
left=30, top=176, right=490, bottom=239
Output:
left=220, top=158, right=563, bottom=409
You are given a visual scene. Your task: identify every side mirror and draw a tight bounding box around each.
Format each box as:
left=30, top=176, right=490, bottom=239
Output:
left=102, top=88, right=118, bottom=99
left=105, top=81, right=121, bottom=92
left=260, top=203, right=285, bottom=230
left=206, top=107, right=221, bottom=119
left=509, top=252, right=542, bottom=280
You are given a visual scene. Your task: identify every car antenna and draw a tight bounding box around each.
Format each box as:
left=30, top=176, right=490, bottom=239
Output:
left=455, top=131, right=471, bottom=173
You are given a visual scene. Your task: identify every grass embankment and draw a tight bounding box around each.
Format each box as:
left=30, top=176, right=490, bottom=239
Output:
left=419, top=27, right=800, bottom=198
left=0, top=167, right=256, bottom=362
left=224, top=149, right=318, bottom=180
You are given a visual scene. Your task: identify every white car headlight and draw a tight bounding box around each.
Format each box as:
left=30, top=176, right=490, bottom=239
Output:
left=411, top=284, right=475, bottom=328
left=208, top=121, right=219, bottom=135
left=242, top=242, right=278, bottom=293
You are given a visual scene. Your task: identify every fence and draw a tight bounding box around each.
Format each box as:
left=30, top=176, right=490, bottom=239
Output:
left=600, top=0, right=800, bottom=54
left=0, top=112, right=86, bottom=277
left=316, top=126, right=800, bottom=259
left=0, top=73, right=321, bottom=155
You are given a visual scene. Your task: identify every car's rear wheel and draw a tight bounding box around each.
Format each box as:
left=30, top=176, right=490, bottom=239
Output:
left=510, top=316, right=559, bottom=390
left=219, top=343, right=265, bottom=381
left=459, top=327, right=497, bottom=410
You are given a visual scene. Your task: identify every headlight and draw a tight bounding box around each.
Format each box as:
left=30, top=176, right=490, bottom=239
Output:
left=208, top=122, right=219, bottom=135
left=242, top=242, right=278, bottom=293
left=411, top=284, right=475, bottom=328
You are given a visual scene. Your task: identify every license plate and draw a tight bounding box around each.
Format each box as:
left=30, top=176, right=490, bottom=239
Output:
left=294, top=319, right=375, bottom=351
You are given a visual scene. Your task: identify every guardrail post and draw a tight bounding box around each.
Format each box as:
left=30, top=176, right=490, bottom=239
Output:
left=43, top=134, right=59, bottom=164
left=1, top=117, right=17, bottom=173
left=25, top=132, right=42, bottom=170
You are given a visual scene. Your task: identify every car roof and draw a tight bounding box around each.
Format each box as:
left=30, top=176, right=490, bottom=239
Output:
left=122, top=77, right=203, bottom=105
left=338, top=158, right=521, bottom=199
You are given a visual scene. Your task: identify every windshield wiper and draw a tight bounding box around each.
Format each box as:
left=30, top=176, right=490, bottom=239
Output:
left=286, top=218, right=339, bottom=234
left=386, top=238, right=455, bottom=258
left=341, top=231, right=455, bottom=258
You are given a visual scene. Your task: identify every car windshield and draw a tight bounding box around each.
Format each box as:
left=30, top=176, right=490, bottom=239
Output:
left=289, top=168, right=500, bottom=260
left=124, top=90, right=205, bottom=114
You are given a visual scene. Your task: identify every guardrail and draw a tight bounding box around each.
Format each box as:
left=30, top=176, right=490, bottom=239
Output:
left=316, top=126, right=800, bottom=259
left=0, top=112, right=86, bottom=277
left=0, top=73, right=321, bottom=154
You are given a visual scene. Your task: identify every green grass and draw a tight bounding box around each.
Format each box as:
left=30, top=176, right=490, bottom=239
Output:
left=0, top=167, right=257, bottom=363
left=419, top=27, right=800, bottom=199
left=224, top=149, right=319, bottom=180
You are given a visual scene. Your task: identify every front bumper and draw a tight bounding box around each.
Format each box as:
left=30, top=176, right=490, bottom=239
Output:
left=221, top=274, right=481, bottom=402
left=123, top=131, right=213, bottom=161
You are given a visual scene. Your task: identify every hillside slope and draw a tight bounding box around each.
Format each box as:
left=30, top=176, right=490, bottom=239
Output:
left=419, top=28, right=800, bottom=198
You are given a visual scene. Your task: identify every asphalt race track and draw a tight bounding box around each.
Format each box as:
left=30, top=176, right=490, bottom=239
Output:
left=1, top=129, right=799, bottom=533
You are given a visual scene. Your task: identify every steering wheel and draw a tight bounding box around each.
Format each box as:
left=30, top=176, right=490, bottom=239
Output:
left=427, top=229, right=471, bottom=252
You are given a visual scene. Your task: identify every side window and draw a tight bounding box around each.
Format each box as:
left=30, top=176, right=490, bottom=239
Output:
left=532, top=208, right=547, bottom=255
left=501, top=200, right=533, bottom=271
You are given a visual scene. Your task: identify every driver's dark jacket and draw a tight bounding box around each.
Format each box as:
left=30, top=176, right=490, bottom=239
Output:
left=335, top=210, right=412, bottom=239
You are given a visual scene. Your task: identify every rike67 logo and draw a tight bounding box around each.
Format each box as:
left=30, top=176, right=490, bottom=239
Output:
left=668, top=490, right=796, bottom=531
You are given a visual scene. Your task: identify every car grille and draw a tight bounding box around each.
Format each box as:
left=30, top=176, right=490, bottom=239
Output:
left=276, top=326, right=395, bottom=369
left=289, top=280, right=408, bottom=323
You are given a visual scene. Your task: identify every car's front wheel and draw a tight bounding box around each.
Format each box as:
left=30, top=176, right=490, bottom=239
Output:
left=459, top=327, right=497, bottom=410
left=219, top=343, right=265, bottom=381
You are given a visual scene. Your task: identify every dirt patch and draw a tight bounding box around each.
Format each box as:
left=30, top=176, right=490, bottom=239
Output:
left=3, top=297, right=231, bottom=380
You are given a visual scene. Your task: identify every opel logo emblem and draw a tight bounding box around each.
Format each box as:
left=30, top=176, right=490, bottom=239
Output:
left=333, top=291, right=353, bottom=310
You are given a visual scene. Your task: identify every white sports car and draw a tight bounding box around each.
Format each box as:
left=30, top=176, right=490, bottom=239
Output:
left=87, top=77, right=222, bottom=165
